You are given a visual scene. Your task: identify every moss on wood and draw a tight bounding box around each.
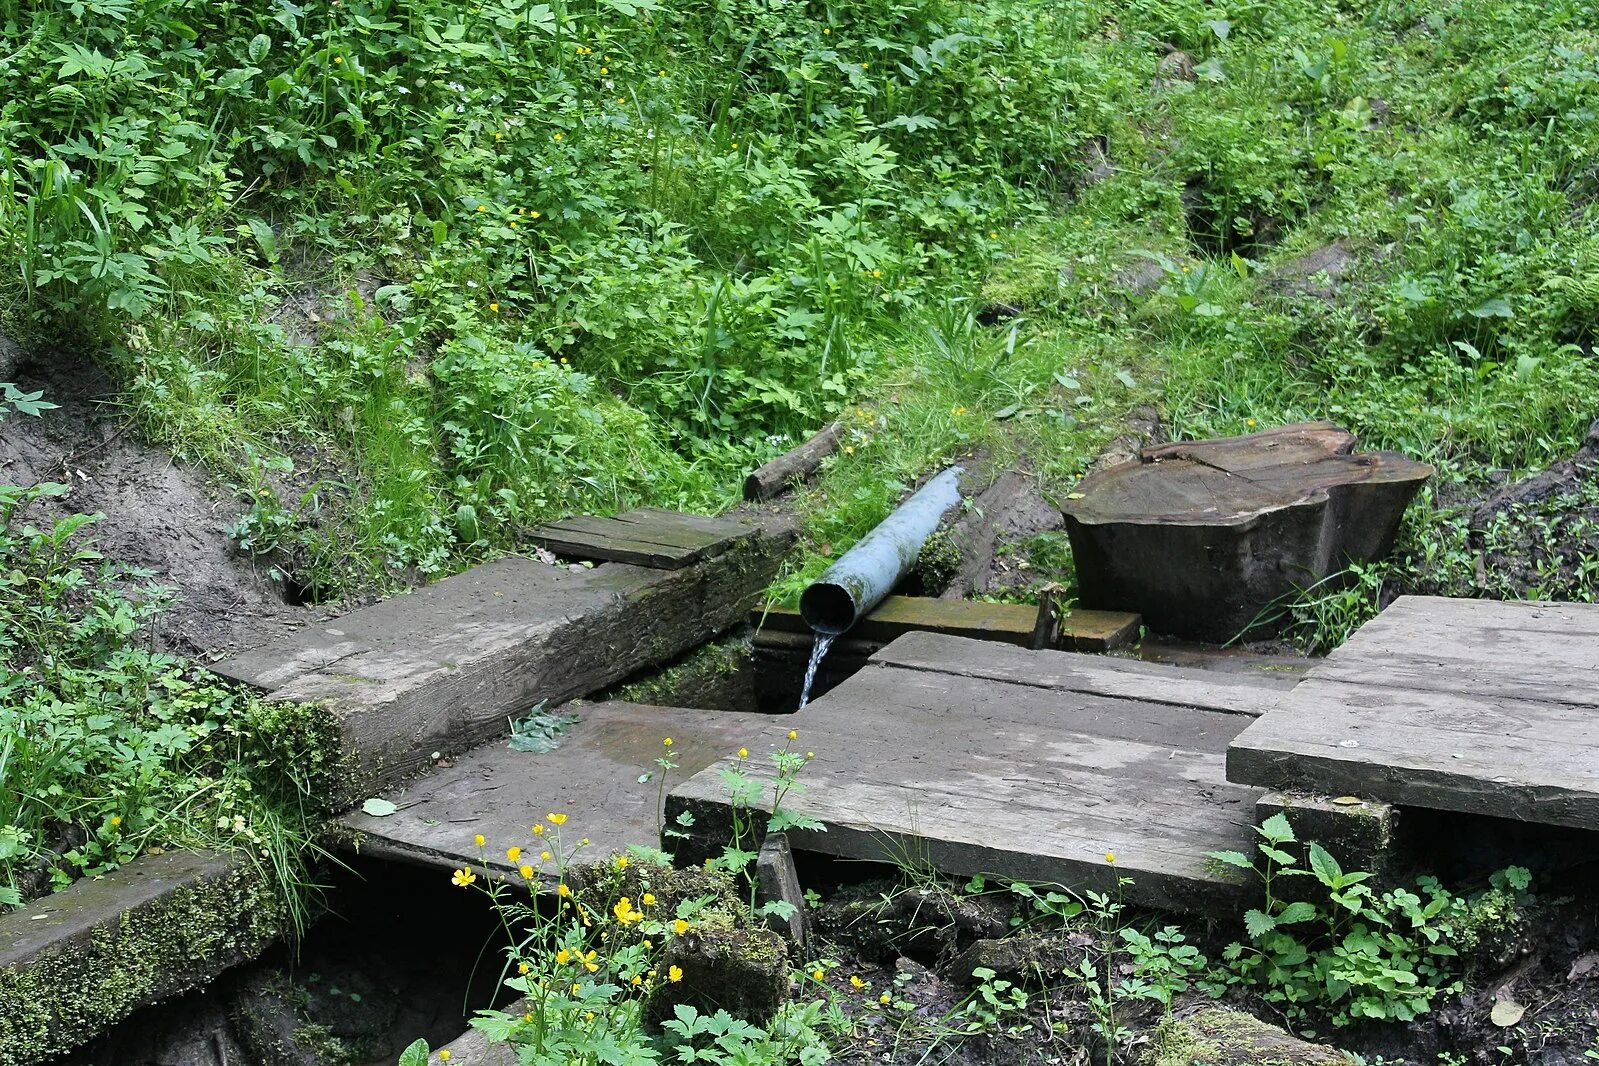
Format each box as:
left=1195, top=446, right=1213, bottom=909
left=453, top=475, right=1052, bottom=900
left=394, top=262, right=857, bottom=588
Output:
left=0, top=853, right=285, bottom=1065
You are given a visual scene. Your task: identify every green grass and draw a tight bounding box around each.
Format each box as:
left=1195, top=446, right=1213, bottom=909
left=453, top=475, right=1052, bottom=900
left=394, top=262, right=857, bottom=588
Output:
left=6, top=0, right=1599, bottom=912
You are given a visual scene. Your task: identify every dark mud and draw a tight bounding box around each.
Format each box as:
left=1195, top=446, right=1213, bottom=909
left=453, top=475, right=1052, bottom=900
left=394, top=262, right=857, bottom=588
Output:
left=0, top=353, right=311, bottom=658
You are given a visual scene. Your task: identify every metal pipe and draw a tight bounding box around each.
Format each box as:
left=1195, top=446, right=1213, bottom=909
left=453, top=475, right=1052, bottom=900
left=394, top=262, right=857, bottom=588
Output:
left=799, top=466, right=964, bottom=635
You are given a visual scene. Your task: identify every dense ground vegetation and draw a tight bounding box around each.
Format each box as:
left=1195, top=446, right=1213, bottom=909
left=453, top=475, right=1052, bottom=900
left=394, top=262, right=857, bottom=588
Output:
left=5, top=0, right=1599, bottom=1005
left=6, top=0, right=1596, bottom=627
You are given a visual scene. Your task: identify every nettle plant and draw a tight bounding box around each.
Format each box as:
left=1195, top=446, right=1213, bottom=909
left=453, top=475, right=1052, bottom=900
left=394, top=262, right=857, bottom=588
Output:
left=1209, top=815, right=1532, bottom=1027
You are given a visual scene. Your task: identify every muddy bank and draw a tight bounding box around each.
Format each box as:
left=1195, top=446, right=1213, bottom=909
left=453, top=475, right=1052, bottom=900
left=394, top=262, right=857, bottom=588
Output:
left=0, top=353, right=311, bottom=658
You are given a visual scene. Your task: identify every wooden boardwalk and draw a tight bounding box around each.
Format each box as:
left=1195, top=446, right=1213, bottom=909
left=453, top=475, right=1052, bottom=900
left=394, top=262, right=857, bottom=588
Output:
left=669, top=632, right=1298, bottom=913
left=1229, top=595, right=1599, bottom=829
left=214, top=514, right=789, bottom=802
left=345, top=702, right=767, bottom=877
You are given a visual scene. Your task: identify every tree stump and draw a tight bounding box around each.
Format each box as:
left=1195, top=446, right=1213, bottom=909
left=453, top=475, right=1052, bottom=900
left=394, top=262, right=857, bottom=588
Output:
left=1061, top=422, right=1432, bottom=642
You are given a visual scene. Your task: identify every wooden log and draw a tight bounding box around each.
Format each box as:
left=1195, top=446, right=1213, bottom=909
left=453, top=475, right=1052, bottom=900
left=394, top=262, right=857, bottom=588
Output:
left=937, top=470, right=1064, bottom=599
left=0, top=850, right=282, bottom=1064
left=742, top=423, right=840, bottom=501
left=215, top=517, right=793, bottom=804
left=1062, top=422, right=1432, bottom=643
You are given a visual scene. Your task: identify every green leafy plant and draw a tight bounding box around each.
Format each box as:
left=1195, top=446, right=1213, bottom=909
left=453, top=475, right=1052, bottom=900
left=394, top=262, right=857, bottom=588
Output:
left=1209, top=816, right=1532, bottom=1027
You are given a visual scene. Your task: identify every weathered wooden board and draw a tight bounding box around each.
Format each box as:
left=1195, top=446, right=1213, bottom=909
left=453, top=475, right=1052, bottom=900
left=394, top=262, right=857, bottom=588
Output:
left=754, top=596, right=1140, bottom=652
left=0, top=850, right=281, bottom=1064
left=1227, top=595, right=1599, bottom=829
left=214, top=519, right=791, bottom=804
left=669, top=635, right=1268, bottom=914
left=344, top=702, right=767, bottom=878
left=873, top=631, right=1296, bottom=717
left=938, top=470, right=1065, bottom=600
left=527, top=508, right=757, bottom=569
left=1063, top=422, right=1432, bottom=641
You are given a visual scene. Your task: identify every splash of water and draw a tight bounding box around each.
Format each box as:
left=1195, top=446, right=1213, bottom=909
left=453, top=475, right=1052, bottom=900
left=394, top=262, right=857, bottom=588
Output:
left=797, top=632, right=836, bottom=710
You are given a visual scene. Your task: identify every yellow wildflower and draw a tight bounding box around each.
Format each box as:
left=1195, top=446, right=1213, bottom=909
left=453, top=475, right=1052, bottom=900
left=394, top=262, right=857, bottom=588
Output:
left=541, top=851, right=552, bottom=862
left=452, top=867, right=477, bottom=888
left=438, top=1052, right=450, bottom=1062
left=530, top=210, right=541, bottom=219
left=642, top=893, right=656, bottom=906
left=552, top=132, right=563, bottom=141
left=489, top=302, right=499, bottom=312
left=333, top=55, right=343, bottom=65
left=586, top=962, right=600, bottom=973
left=474, top=834, right=486, bottom=847
left=631, top=975, right=643, bottom=985
left=850, top=975, right=866, bottom=990
left=533, top=824, right=545, bottom=835
left=812, top=969, right=825, bottom=981
left=823, top=26, right=831, bottom=34
left=557, top=949, right=571, bottom=964
left=557, top=883, right=571, bottom=897
left=669, top=966, right=684, bottom=983
left=507, top=847, right=522, bottom=862
left=548, top=812, right=568, bottom=825
left=738, top=747, right=749, bottom=759
left=788, top=730, right=798, bottom=741
left=673, top=919, right=689, bottom=935
left=806, top=752, right=815, bottom=760
left=1105, top=851, right=1117, bottom=864
left=518, top=962, right=531, bottom=975
left=523, top=1013, right=534, bottom=1023
left=519, top=864, right=535, bottom=880
left=110, top=816, right=123, bottom=827
left=880, top=993, right=891, bottom=1005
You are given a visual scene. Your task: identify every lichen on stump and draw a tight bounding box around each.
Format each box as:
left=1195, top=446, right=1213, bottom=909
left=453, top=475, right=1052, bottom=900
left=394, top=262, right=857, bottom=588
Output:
left=1063, top=422, right=1432, bottom=642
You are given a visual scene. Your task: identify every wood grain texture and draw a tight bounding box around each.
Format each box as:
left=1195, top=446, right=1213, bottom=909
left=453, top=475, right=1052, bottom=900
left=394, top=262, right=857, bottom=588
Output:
left=1062, top=422, right=1432, bottom=641
left=344, top=702, right=766, bottom=877
left=527, top=508, right=757, bottom=569
left=668, top=635, right=1270, bottom=914
left=215, top=520, right=792, bottom=804
left=1227, top=595, right=1599, bottom=829
left=938, top=470, right=1064, bottom=599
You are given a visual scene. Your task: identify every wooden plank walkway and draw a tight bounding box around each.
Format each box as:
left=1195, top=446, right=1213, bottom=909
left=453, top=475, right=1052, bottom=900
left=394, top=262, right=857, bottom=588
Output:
left=214, top=514, right=790, bottom=804
left=526, top=508, right=757, bottom=569
left=1228, top=596, right=1599, bottom=829
left=344, top=702, right=768, bottom=878
left=669, top=633, right=1298, bottom=913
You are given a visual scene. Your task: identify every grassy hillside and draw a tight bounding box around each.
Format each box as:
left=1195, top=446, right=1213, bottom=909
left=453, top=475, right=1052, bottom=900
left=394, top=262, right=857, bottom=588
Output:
left=4, top=0, right=1599, bottom=612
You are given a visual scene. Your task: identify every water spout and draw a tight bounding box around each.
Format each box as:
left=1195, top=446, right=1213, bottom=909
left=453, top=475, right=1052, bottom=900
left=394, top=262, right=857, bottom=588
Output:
left=799, top=466, right=964, bottom=635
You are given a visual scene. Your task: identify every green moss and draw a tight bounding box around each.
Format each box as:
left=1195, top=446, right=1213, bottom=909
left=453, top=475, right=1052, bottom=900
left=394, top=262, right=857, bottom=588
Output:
left=0, top=857, right=285, bottom=1065
left=612, top=636, right=754, bottom=709
left=1139, top=1009, right=1343, bottom=1066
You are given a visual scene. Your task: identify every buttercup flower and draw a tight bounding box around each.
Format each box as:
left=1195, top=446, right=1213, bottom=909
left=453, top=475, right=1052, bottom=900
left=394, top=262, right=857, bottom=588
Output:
left=519, top=864, right=535, bottom=880
left=669, top=966, right=684, bottom=983
left=673, top=919, right=689, bottom=935
left=507, top=846, right=522, bottom=863
left=474, top=834, right=486, bottom=847
left=452, top=867, right=477, bottom=888
left=548, top=812, right=568, bottom=825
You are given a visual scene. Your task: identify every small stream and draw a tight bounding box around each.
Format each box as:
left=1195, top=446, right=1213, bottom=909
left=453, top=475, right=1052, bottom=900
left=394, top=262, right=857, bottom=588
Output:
left=797, top=632, right=835, bottom=709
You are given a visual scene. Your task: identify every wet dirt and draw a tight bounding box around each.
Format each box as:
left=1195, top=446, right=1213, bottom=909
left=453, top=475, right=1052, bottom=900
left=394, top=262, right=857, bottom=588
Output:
left=0, top=353, right=312, bottom=659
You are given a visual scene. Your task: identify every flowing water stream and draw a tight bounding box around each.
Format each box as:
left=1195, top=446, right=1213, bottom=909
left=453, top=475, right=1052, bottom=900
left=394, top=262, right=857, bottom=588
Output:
left=797, top=632, right=835, bottom=709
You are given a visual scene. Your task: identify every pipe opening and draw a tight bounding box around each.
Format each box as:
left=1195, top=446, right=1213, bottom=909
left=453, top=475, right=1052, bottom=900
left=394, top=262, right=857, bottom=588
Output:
left=799, top=582, right=856, bottom=635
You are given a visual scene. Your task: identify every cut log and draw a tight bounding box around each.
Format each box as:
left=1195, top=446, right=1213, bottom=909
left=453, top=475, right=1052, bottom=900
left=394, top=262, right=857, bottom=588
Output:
left=937, top=470, right=1064, bottom=599
left=742, top=423, right=840, bottom=501
left=1062, top=422, right=1432, bottom=642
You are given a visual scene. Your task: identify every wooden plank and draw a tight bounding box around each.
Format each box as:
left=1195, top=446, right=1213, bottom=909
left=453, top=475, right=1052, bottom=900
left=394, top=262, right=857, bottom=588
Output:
left=0, top=850, right=282, bottom=1062
left=872, top=631, right=1294, bottom=717
left=752, top=597, right=1140, bottom=652
left=667, top=640, right=1266, bottom=914
left=344, top=702, right=768, bottom=878
left=527, top=509, right=755, bottom=569
left=1227, top=595, right=1599, bottom=829
left=213, top=524, right=792, bottom=804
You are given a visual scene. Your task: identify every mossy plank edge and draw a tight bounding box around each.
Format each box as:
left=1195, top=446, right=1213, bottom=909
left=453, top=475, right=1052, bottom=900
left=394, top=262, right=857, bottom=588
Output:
left=0, top=849, right=284, bottom=1066
left=220, top=519, right=794, bottom=806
